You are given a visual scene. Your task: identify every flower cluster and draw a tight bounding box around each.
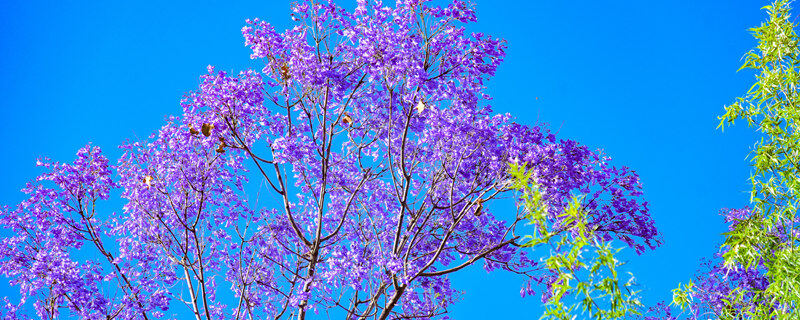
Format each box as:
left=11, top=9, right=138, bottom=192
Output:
left=0, top=145, right=169, bottom=319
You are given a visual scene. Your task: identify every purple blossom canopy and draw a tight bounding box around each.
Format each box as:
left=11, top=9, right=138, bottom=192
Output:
left=0, top=0, right=660, bottom=319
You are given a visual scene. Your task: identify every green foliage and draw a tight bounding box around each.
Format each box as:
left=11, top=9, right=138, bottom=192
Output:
left=508, top=163, right=641, bottom=320
left=716, top=0, right=800, bottom=317
left=671, top=281, right=694, bottom=311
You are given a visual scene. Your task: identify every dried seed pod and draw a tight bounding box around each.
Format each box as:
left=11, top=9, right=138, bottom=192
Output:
left=201, top=123, right=214, bottom=137
left=189, top=124, right=200, bottom=135
left=342, top=113, right=353, bottom=126
left=280, top=63, right=291, bottom=80
left=216, top=143, right=226, bottom=153
left=415, top=100, right=426, bottom=114
left=473, top=200, right=483, bottom=216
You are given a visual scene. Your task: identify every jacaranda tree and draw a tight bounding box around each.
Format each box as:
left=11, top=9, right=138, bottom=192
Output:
left=0, top=1, right=660, bottom=319
left=647, top=1, right=800, bottom=319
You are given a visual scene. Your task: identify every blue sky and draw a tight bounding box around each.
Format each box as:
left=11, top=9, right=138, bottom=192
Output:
left=0, top=0, right=765, bottom=318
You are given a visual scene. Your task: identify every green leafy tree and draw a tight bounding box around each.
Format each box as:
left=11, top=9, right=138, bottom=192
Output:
left=664, top=1, right=800, bottom=319
left=509, top=164, right=643, bottom=320
left=718, top=0, right=800, bottom=316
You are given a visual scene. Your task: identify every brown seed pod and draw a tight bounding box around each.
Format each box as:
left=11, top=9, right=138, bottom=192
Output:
left=201, top=123, right=214, bottom=137
left=280, top=63, right=291, bottom=80
left=189, top=124, right=200, bottom=135
left=342, top=113, right=353, bottom=126
left=216, top=143, right=226, bottom=153
left=473, top=200, right=483, bottom=216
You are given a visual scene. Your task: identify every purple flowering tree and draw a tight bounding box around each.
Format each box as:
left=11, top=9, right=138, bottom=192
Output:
left=0, top=1, right=659, bottom=319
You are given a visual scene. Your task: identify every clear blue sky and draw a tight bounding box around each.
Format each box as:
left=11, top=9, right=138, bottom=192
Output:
left=0, top=0, right=764, bottom=318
